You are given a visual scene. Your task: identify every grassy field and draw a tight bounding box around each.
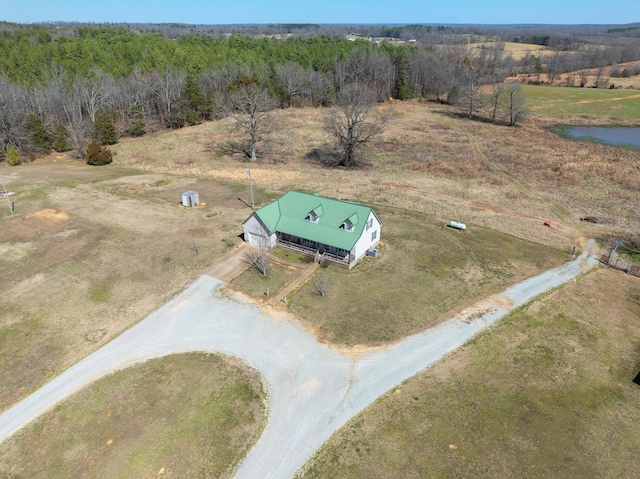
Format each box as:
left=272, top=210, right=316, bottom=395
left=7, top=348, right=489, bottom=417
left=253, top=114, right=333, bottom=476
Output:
left=0, top=353, right=265, bottom=478
left=523, top=84, right=640, bottom=120
left=0, top=162, right=259, bottom=411
left=2, top=97, right=639, bottom=475
left=300, top=268, right=640, bottom=478
left=288, top=206, right=567, bottom=346
left=469, top=41, right=550, bottom=60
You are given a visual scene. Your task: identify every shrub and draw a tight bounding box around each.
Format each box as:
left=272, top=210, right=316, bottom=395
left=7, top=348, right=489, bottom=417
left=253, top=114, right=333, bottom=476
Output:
left=84, top=140, right=113, bottom=166
left=6, top=145, right=21, bottom=165
left=130, top=119, right=145, bottom=137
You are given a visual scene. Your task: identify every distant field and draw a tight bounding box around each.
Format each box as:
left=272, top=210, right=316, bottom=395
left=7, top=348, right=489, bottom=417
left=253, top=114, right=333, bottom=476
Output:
left=301, top=268, right=640, bottom=478
left=523, top=84, right=640, bottom=120
left=0, top=353, right=265, bottom=478
left=469, top=41, right=550, bottom=59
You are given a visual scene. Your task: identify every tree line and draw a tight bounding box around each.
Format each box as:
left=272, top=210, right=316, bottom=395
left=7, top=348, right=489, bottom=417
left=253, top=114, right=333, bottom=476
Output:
left=1, top=24, right=634, bottom=165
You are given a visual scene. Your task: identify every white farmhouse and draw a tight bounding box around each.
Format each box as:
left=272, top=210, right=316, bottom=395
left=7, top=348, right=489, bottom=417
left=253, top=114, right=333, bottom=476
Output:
left=242, top=191, right=382, bottom=268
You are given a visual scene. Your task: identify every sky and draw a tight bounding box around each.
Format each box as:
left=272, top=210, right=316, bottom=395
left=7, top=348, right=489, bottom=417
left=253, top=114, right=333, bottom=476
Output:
left=3, top=1, right=640, bottom=25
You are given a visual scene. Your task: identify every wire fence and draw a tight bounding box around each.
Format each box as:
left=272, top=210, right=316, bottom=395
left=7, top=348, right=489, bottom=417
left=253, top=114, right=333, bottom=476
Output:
left=598, top=234, right=640, bottom=278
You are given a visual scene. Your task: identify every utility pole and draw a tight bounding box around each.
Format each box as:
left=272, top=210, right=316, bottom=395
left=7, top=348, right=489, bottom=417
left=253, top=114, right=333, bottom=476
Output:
left=608, top=237, right=628, bottom=266
left=247, top=169, right=254, bottom=210
left=1, top=176, right=14, bottom=214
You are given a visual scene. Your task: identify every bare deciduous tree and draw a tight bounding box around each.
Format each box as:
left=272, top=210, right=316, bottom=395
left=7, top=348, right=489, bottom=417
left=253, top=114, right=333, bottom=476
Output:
left=44, top=65, right=89, bottom=156
left=489, top=82, right=505, bottom=124
left=223, top=79, right=277, bottom=162
left=305, top=69, right=334, bottom=107
left=156, top=65, right=185, bottom=128
left=503, top=81, right=528, bottom=126
left=545, top=51, right=568, bottom=85
left=315, top=274, right=330, bottom=297
left=458, top=61, right=484, bottom=119
left=325, top=83, right=390, bottom=167
left=76, top=68, right=114, bottom=123
left=247, top=240, right=269, bottom=276
left=0, top=78, right=28, bottom=154
left=275, top=61, right=306, bottom=107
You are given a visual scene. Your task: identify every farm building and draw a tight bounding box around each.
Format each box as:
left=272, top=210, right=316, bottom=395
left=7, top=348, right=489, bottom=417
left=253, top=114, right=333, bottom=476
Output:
left=242, top=191, right=382, bottom=268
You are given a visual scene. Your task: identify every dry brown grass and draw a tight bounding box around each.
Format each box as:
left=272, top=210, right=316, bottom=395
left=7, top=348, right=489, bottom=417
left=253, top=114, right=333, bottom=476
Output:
left=0, top=163, right=252, bottom=411
left=2, top=99, right=639, bottom=413
left=113, top=100, right=640, bottom=245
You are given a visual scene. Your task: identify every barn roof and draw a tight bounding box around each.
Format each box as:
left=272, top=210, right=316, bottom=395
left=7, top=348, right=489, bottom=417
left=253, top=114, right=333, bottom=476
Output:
left=247, top=191, right=380, bottom=251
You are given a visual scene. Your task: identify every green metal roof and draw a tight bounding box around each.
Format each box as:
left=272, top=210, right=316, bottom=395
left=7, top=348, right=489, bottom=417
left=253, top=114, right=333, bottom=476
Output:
left=251, top=191, right=379, bottom=251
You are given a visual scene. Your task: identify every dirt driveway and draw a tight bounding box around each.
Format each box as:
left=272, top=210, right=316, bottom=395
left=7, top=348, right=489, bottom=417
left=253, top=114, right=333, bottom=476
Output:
left=204, top=242, right=251, bottom=281
left=0, top=247, right=598, bottom=478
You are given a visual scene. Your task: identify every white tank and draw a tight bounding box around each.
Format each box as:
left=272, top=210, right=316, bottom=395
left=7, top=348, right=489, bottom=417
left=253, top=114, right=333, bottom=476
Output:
left=448, top=221, right=467, bottom=231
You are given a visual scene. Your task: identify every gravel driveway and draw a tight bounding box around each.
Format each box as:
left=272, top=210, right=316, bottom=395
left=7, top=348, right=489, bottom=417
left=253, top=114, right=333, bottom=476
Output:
left=0, top=245, right=598, bottom=478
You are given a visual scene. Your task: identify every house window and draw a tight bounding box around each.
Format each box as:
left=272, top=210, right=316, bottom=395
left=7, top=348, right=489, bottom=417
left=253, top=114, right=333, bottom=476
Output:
left=366, top=218, right=373, bottom=231
left=307, top=212, right=319, bottom=224
left=371, top=230, right=377, bottom=241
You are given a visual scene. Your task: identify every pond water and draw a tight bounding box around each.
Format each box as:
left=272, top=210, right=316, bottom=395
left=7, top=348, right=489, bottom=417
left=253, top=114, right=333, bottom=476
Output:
left=556, top=126, right=640, bottom=151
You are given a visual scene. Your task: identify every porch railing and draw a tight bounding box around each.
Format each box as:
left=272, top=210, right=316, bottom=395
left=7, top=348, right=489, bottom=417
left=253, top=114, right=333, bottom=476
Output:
left=276, top=239, right=351, bottom=267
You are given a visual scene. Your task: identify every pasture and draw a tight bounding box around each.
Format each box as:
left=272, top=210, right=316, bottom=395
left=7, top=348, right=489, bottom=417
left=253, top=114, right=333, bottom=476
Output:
left=523, top=84, right=640, bottom=120
left=1, top=97, right=639, bottom=477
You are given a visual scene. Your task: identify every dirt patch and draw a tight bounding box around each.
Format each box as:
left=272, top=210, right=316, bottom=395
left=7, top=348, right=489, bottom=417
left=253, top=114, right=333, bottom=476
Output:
left=30, top=208, right=70, bottom=222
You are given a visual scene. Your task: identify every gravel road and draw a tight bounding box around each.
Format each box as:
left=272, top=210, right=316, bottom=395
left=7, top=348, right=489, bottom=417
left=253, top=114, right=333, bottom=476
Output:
left=0, top=245, right=598, bottom=478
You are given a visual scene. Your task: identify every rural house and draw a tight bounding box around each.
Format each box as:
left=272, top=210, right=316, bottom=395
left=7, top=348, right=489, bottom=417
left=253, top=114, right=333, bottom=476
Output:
left=242, top=191, right=382, bottom=268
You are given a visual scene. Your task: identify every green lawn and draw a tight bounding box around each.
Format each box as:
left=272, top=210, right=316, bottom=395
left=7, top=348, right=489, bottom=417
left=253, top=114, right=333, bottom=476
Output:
left=523, top=84, right=640, bottom=120
left=0, top=353, right=265, bottom=479
left=300, top=268, right=640, bottom=478
left=288, top=206, right=567, bottom=346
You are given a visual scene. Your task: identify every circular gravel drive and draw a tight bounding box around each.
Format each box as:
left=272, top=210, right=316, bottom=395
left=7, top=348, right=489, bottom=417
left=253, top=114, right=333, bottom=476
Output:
left=0, top=246, right=598, bottom=478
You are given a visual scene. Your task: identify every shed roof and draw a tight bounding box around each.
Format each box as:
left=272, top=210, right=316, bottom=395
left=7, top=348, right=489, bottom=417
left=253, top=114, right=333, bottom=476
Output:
left=247, top=191, right=380, bottom=251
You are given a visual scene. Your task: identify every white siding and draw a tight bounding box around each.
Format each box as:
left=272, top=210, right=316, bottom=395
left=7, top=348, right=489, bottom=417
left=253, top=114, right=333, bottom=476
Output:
left=353, top=211, right=382, bottom=261
left=243, top=214, right=276, bottom=248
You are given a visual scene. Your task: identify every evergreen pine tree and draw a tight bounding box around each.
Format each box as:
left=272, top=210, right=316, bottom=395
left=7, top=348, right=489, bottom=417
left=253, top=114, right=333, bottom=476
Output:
left=52, top=124, right=73, bottom=152
left=184, top=74, right=208, bottom=125
left=6, top=145, right=21, bottom=165
left=24, top=112, right=51, bottom=155
left=94, top=111, right=119, bottom=145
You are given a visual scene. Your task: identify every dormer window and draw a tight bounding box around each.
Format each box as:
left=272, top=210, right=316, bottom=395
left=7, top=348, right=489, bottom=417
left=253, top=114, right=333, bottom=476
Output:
left=341, top=212, right=358, bottom=233
left=306, top=205, right=323, bottom=224
left=342, top=220, right=355, bottom=232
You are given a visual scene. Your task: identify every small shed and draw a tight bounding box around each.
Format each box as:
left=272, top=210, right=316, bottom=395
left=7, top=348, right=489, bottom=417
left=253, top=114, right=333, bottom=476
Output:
left=181, top=190, right=199, bottom=207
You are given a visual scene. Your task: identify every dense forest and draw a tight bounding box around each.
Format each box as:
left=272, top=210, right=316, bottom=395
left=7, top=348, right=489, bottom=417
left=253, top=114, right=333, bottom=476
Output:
left=1, top=22, right=639, bottom=163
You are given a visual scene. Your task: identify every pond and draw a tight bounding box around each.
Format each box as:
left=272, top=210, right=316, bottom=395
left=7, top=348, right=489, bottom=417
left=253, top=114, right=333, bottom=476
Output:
left=553, top=125, right=640, bottom=151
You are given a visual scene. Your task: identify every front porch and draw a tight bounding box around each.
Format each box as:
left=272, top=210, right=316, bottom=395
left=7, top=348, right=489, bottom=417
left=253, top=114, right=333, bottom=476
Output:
left=276, top=234, right=355, bottom=268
